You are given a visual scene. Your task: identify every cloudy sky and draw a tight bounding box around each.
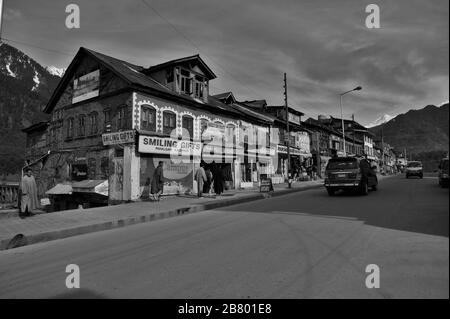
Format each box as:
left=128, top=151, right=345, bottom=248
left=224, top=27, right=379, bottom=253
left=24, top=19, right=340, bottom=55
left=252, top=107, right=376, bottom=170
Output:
left=2, top=0, right=449, bottom=125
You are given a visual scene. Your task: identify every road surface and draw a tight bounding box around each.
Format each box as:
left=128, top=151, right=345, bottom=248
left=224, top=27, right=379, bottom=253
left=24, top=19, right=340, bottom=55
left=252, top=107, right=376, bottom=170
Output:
left=0, top=175, right=448, bottom=298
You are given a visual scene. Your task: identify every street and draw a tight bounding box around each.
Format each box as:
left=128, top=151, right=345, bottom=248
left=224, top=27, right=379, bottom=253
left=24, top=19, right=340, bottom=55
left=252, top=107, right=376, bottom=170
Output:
left=0, top=174, right=448, bottom=299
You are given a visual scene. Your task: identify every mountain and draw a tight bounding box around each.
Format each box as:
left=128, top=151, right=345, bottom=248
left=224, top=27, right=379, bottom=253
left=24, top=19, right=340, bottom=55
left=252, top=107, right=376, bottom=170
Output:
left=46, top=66, right=66, bottom=77
left=367, top=114, right=395, bottom=128
left=0, top=42, right=61, bottom=177
left=370, top=103, right=449, bottom=156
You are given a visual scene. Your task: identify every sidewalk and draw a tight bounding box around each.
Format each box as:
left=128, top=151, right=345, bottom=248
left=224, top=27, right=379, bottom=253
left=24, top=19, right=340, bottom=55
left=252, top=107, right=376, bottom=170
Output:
left=0, top=179, right=324, bottom=250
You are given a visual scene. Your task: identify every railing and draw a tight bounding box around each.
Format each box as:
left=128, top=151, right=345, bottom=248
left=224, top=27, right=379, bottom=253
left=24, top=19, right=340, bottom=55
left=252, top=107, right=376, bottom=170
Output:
left=0, top=182, right=19, bottom=204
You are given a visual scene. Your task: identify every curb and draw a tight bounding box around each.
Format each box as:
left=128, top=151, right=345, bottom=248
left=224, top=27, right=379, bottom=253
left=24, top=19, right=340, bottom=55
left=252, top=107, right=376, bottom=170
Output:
left=0, top=183, right=322, bottom=251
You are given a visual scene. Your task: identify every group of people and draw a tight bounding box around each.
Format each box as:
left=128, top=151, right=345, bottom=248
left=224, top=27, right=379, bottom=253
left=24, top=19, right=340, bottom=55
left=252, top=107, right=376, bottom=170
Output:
left=195, top=161, right=225, bottom=198
left=291, top=163, right=318, bottom=181
left=149, top=160, right=226, bottom=201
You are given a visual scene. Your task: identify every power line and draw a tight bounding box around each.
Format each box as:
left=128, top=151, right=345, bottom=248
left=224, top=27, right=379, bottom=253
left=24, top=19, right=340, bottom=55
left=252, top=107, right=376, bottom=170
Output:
left=138, top=0, right=263, bottom=100
left=1, top=37, right=74, bottom=56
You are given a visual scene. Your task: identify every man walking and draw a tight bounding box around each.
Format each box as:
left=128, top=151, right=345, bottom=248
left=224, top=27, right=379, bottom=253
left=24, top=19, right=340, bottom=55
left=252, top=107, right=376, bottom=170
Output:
left=151, top=161, right=164, bottom=201
left=195, top=162, right=207, bottom=197
left=20, top=168, right=39, bottom=219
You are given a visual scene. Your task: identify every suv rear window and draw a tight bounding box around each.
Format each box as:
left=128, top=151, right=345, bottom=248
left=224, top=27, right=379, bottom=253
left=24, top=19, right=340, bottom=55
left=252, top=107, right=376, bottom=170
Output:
left=326, top=158, right=358, bottom=170
left=407, top=162, right=422, bottom=167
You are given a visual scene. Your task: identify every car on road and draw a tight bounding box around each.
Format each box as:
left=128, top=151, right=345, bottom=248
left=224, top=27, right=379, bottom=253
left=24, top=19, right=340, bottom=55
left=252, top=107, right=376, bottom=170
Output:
left=438, top=158, right=449, bottom=188
left=324, top=157, right=378, bottom=196
left=405, top=161, right=423, bottom=179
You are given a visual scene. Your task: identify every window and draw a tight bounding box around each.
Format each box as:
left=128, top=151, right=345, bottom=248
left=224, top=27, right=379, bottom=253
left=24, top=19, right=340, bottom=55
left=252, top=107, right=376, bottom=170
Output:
left=181, top=115, right=194, bottom=139
left=141, top=105, right=156, bottom=132
left=104, top=108, right=111, bottom=132
left=117, top=107, right=127, bottom=130
left=226, top=124, right=237, bottom=147
left=78, top=115, right=86, bottom=136
left=88, top=112, right=98, bottom=135
left=178, top=68, right=192, bottom=95
left=193, top=75, right=205, bottom=99
left=67, top=117, right=74, bottom=138
left=163, top=111, right=176, bottom=135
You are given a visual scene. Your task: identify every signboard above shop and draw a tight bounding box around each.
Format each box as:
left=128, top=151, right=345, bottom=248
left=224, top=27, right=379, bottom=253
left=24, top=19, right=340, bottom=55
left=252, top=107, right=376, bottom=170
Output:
left=277, top=144, right=301, bottom=156
left=288, top=112, right=301, bottom=125
left=138, top=135, right=201, bottom=156
left=102, top=130, right=135, bottom=145
left=72, top=70, right=100, bottom=103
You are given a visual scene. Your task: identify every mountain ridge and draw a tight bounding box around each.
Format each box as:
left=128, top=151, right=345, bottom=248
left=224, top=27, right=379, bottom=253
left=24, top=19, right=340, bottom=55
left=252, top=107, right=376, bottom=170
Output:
left=370, top=103, right=449, bottom=155
left=0, top=42, right=61, bottom=177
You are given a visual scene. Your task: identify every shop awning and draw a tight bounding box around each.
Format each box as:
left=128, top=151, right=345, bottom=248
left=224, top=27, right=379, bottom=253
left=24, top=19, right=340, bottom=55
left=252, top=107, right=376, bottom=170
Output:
left=46, top=183, right=73, bottom=195
left=72, top=180, right=108, bottom=196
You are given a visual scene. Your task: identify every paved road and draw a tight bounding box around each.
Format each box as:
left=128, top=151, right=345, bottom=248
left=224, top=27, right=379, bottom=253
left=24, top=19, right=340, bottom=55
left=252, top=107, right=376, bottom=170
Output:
left=0, top=175, right=448, bottom=298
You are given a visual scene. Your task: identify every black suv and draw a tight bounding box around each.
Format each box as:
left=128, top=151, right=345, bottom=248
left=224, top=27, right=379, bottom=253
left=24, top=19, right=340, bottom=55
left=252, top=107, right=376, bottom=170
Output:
left=324, top=157, right=378, bottom=196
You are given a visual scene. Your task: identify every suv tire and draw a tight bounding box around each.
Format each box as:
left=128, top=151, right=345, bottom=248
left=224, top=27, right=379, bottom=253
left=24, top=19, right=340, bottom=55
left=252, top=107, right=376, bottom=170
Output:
left=327, top=188, right=335, bottom=196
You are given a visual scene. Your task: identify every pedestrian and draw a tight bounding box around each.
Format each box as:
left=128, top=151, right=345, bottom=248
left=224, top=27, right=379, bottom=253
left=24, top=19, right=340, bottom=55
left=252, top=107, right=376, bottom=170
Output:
left=203, top=166, right=213, bottom=194
left=212, top=161, right=224, bottom=196
left=150, top=161, right=164, bottom=201
left=195, top=162, right=207, bottom=197
left=20, top=167, right=39, bottom=219
left=312, top=164, right=318, bottom=180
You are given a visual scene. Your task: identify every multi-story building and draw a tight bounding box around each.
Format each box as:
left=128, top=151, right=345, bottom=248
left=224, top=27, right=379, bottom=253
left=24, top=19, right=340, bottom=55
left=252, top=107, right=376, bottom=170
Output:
left=23, top=47, right=279, bottom=210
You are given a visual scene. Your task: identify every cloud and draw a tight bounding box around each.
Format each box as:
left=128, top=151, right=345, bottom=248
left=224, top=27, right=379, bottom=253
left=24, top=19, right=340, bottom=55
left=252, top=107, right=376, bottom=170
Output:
left=2, top=0, right=448, bottom=125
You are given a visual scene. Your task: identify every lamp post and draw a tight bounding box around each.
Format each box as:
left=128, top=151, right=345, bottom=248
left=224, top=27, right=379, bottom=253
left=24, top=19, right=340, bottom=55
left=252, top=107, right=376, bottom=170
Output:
left=339, top=86, right=361, bottom=156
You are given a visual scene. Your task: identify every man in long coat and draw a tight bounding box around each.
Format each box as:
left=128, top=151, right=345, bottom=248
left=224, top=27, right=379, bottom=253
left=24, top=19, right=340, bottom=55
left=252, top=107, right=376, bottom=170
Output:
left=20, top=168, right=39, bottom=218
left=195, top=163, right=207, bottom=197
left=151, top=161, right=164, bottom=201
left=212, top=161, right=224, bottom=196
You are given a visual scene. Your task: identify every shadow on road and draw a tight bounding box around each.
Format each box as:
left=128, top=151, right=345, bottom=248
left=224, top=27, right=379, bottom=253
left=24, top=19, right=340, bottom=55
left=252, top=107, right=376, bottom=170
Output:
left=224, top=176, right=449, bottom=238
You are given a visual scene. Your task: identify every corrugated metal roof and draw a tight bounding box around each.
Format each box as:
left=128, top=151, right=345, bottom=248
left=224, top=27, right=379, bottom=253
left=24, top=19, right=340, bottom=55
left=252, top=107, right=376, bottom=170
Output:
left=46, top=183, right=73, bottom=195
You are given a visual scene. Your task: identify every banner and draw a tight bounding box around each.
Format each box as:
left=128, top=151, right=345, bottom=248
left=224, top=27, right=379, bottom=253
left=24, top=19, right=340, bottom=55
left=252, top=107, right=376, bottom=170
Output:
left=102, top=130, right=135, bottom=145
left=138, top=136, right=201, bottom=156
left=72, top=70, right=100, bottom=103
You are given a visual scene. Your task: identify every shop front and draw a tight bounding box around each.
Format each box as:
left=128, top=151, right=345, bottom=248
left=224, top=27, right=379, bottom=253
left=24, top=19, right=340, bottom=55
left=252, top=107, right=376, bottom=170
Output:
left=137, top=134, right=201, bottom=197
left=274, top=144, right=302, bottom=183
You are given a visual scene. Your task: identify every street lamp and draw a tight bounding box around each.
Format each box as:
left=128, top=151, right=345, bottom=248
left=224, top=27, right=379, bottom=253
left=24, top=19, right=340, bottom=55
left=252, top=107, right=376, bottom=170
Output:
left=339, top=86, right=361, bottom=156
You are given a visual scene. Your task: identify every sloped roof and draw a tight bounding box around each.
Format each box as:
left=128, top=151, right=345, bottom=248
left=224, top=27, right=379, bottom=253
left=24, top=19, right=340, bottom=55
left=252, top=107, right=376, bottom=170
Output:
left=231, top=102, right=275, bottom=124
left=212, top=92, right=236, bottom=102
left=22, top=121, right=49, bottom=133
left=144, top=54, right=216, bottom=79
left=240, top=100, right=267, bottom=109
left=43, top=47, right=242, bottom=119
left=304, top=118, right=343, bottom=137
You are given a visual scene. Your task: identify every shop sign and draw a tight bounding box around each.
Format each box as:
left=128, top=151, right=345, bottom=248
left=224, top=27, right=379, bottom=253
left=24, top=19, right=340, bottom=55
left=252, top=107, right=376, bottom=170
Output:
left=288, top=113, right=301, bottom=125
left=72, top=70, right=100, bottom=103
left=139, top=136, right=201, bottom=156
left=276, top=145, right=301, bottom=156
left=102, top=130, right=135, bottom=145
left=260, top=178, right=274, bottom=193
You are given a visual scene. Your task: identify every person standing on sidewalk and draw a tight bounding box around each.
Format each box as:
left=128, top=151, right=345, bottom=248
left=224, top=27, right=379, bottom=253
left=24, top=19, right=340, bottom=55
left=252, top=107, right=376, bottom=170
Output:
left=212, top=161, right=224, bottom=196
left=20, top=168, right=39, bottom=218
left=195, top=162, right=207, bottom=197
left=203, top=166, right=213, bottom=194
left=151, top=161, right=164, bottom=201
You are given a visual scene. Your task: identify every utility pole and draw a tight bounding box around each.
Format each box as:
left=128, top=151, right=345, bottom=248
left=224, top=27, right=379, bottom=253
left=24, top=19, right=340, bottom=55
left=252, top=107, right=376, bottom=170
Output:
left=316, top=131, right=320, bottom=178
left=0, top=0, right=5, bottom=41
left=284, top=73, right=291, bottom=188
left=381, top=124, right=385, bottom=174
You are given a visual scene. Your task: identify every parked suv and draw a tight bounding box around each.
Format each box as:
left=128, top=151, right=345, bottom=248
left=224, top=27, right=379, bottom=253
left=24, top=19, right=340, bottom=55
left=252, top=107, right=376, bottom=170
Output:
left=438, top=158, right=449, bottom=188
left=405, top=161, right=423, bottom=179
left=324, top=157, right=378, bottom=196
